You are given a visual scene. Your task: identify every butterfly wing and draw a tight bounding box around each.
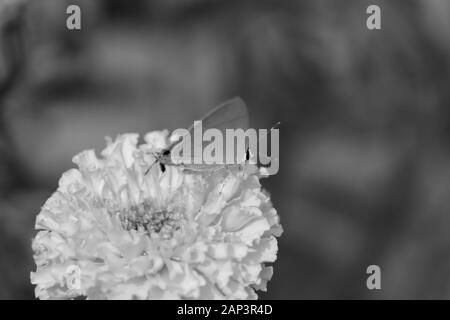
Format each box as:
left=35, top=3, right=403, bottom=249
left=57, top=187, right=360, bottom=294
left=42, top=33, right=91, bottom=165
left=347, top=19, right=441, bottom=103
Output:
left=165, top=97, right=250, bottom=168
left=187, top=97, right=249, bottom=134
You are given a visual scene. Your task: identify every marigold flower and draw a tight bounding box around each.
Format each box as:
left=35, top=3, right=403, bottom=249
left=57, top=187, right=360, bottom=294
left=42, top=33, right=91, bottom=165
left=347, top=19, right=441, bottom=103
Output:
left=30, top=131, right=282, bottom=300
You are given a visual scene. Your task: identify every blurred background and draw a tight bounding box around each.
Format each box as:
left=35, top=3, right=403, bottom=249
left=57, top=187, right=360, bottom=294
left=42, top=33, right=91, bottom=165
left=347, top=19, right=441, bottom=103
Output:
left=1, top=0, right=450, bottom=299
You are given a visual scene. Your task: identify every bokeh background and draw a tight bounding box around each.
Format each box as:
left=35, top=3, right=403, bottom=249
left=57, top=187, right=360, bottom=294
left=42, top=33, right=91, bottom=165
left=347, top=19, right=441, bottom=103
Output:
left=1, top=0, right=450, bottom=299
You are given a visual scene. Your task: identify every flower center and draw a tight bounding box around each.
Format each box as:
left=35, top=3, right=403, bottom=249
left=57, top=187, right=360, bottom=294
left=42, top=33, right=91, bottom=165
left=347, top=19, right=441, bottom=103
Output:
left=118, top=201, right=182, bottom=238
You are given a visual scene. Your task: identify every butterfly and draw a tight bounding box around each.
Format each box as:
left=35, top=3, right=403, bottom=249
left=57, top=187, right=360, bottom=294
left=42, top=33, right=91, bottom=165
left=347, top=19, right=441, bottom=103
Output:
left=146, top=97, right=277, bottom=174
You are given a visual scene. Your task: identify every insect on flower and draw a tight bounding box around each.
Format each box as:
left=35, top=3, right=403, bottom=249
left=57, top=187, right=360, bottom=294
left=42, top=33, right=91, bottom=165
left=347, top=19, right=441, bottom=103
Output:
left=147, top=97, right=279, bottom=175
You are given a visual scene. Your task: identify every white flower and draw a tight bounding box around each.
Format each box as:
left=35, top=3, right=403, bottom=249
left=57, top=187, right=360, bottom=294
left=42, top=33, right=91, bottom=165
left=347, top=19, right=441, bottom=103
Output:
left=30, top=131, right=282, bottom=300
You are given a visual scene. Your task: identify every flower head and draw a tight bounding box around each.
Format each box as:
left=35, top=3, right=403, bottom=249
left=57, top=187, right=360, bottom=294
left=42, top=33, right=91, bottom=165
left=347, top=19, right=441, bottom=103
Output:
left=31, top=131, right=282, bottom=299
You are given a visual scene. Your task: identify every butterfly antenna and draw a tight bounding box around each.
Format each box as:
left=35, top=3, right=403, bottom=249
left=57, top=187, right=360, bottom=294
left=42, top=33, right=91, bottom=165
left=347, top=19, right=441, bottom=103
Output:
left=245, top=121, right=280, bottom=161
left=270, top=121, right=281, bottom=131
left=258, top=121, right=281, bottom=142
left=144, top=153, right=159, bottom=175
left=145, top=163, right=154, bottom=175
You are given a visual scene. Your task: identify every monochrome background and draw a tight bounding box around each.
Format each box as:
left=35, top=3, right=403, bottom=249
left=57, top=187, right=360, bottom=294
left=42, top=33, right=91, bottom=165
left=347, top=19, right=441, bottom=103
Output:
left=1, top=0, right=450, bottom=299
